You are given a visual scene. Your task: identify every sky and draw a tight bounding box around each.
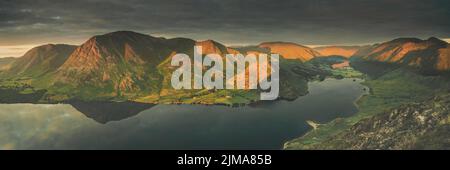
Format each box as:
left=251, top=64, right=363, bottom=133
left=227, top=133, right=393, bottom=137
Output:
left=0, top=0, right=449, bottom=57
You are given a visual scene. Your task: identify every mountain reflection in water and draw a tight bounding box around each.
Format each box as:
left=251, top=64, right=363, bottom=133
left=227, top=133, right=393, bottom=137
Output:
left=69, top=101, right=156, bottom=124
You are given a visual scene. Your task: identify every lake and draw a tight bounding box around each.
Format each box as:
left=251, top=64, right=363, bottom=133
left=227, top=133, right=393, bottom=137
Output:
left=0, top=78, right=367, bottom=150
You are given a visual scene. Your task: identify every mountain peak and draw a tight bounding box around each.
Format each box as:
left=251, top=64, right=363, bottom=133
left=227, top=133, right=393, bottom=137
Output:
left=426, top=37, right=447, bottom=45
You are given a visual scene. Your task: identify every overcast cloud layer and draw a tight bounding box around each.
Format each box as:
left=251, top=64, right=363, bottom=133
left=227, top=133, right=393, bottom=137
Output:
left=0, top=0, right=449, bottom=56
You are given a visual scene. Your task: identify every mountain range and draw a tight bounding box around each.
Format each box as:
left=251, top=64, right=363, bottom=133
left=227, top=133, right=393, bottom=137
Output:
left=0, top=31, right=448, bottom=104
left=353, top=37, right=450, bottom=72
left=2, top=32, right=449, bottom=74
left=0, top=31, right=327, bottom=104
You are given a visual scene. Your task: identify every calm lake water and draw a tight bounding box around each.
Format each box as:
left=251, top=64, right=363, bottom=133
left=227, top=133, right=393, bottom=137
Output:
left=0, top=78, right=367, bottom=150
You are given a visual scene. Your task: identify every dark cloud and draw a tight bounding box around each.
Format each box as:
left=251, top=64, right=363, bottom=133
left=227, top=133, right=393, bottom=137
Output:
left=0, top=0, right=449, bottom=46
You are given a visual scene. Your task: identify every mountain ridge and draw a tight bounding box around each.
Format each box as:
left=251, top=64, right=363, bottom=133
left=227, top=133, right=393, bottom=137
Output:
left=352, top=37, right=450, bottom=72
left=17, top=31, right=323, bottom=103
left=1, top=31, right=448, bottom=104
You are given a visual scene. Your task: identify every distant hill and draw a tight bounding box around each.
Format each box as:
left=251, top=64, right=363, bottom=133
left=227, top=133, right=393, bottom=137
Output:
left=3, top=44, right=76, bottom=76
left=258, top=42, right=320, bottom=62
left=352, top=37, right=450, bottom=72
left=314, top=45, right=362, bottom=58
